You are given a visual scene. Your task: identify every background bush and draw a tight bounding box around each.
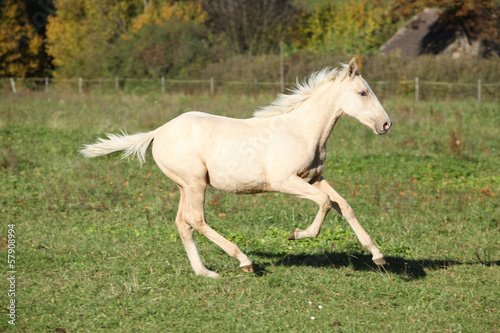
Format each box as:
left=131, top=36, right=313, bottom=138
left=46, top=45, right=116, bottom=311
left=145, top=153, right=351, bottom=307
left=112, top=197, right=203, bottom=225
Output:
left=107, top=19, right=212, bottom=79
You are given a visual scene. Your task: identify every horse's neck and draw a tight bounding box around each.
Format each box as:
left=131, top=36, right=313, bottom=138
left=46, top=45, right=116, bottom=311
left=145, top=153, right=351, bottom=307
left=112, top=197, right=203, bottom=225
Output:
left=284, top=85, right=342, bottom=149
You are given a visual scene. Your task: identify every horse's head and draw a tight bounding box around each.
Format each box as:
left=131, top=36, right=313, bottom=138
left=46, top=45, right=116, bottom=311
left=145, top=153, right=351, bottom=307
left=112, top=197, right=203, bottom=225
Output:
left=338, top=58, right=392, bottom=135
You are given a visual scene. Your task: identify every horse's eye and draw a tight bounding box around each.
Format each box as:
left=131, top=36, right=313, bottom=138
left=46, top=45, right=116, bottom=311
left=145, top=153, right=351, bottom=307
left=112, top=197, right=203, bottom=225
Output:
left=359, top=91, right=368, bottom=97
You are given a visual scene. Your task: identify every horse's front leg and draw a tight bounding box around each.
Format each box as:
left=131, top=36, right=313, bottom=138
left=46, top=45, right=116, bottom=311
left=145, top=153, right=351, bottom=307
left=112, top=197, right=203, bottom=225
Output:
left=314, top=177, right=386, bottom=265
left=276, top=175, right=333, bottom=240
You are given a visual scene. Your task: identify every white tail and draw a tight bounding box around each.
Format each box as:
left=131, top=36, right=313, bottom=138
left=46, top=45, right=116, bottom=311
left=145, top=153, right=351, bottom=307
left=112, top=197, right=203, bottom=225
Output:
left=79, top=130, right=157, bottom=165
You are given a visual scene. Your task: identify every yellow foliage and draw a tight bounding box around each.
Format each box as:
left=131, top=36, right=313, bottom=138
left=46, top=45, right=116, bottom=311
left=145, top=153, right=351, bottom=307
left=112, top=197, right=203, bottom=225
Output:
left=46, top=14, right=85, bottom=69
left=46, top=0, right=141, bottom=77
left=130, top=1, right=206, bottom=33
left=302, top=0, right=394, bottom=55
left=0, top=0, right=48, bottom=77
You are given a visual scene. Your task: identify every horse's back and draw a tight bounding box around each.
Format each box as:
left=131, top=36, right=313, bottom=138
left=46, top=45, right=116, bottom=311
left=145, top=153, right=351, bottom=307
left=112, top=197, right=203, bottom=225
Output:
left=154, top=111, right=247, bottom=146
left=152, top=112, right=272, bottom=192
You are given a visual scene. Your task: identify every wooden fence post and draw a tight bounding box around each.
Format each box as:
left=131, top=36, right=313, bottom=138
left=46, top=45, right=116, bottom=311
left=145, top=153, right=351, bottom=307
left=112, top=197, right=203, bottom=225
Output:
left=115, top=76, right=119, bottom=92
left=161, top=76, right=165, bottom=94
left=45, top=77, right=49, bottom=92
left=10, top=78, right=16, bottom=93
left=78, top=77, right=83, bottom=94
left=280, top=41, right=285, bottom=94
left=477, top=79, right=481, bottom=103
left=254, top=78, right=258, bottom=94
left=415, top=77, right=419, bottom=102
left=210, top=77, right=214, bottom=96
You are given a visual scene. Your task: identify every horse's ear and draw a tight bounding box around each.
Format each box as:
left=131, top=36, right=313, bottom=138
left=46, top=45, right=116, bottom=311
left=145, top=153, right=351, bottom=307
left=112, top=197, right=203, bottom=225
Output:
left=348, top=57, right=358, bottom=78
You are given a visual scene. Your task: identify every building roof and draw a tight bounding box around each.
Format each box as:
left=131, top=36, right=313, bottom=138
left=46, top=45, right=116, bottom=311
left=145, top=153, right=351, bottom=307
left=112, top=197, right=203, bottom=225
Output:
left=379, top=8, right=456, bottom=56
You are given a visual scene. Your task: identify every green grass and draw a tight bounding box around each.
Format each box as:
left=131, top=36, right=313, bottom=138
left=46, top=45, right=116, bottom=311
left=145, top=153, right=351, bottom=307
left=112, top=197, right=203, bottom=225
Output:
left=1, top=91, right=499, bottom=332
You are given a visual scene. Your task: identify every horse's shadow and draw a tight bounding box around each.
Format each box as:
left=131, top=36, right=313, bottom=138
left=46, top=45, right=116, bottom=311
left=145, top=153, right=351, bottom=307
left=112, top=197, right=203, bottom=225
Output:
left=249, top=251, right=500, bottom=280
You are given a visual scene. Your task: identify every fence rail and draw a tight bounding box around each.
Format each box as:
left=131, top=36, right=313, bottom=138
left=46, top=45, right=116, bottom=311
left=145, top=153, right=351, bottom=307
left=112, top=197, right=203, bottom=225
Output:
left=2, top=76, right=499, bottom=102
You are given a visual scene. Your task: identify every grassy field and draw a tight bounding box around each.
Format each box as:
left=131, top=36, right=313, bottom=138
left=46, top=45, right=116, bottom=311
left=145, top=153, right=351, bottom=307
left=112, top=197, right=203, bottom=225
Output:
left=1, top=91, right=499, bottom=332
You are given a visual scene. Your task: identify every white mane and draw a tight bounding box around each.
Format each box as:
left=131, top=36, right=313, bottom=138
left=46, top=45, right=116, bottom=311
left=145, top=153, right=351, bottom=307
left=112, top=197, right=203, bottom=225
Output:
left=253, top=64, right=348, bottom=118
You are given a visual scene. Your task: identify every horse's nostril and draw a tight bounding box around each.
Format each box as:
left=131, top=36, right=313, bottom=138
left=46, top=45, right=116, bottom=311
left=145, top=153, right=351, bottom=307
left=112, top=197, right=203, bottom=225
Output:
left=383, top=122, right=391, bottom=131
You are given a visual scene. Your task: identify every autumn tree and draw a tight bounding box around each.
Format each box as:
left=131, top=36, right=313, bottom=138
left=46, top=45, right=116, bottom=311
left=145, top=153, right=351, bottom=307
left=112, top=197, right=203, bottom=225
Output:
left=106, top=1, right=210, bottom=78
left=202, top=0, right=301, bottom=55
left=0, top=0, right=53, bottom=77
left=300, top=0, right=396, bottom=55
left=129, top=0, right=206, bottom=32
left=46, top=0, right=143, bottom=77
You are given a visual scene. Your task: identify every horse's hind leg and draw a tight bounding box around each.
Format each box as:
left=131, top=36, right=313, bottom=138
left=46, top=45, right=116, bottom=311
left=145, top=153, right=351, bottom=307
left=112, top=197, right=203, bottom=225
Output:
left=175, top=188, right=220, bottom=278
left=156, top=159, right=252, bottom=276
left=182, top=184, right=253, bottom=275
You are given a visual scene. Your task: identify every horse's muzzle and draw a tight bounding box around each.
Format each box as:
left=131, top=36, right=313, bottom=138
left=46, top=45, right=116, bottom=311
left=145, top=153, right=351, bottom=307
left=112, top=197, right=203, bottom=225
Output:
left=375, top=121, right=392, bottom=135
left=383, top=121, right=392, bottom=132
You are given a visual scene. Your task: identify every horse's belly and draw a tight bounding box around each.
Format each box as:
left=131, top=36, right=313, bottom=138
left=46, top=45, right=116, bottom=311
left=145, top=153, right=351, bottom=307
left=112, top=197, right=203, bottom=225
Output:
left=207, top=164, right=269, bottom=194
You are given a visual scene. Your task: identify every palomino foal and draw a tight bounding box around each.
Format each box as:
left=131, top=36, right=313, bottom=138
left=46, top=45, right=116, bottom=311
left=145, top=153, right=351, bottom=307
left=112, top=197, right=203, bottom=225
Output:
left=80, top=58, right=392, bottom=278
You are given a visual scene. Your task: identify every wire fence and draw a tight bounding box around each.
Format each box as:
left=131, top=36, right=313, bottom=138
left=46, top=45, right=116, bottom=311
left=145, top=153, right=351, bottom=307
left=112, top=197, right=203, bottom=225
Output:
left=1, top=76, right=500, bottom=102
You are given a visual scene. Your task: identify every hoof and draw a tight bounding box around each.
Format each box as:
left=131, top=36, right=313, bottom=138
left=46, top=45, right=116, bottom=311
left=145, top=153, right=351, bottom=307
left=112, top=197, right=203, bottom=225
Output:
left=288, top=228, right=300, bottom=240
left=241, top=264, right=254, bottom=273
left=198, top=270, right=220, bottom=278
left=373, top=257, right=387, bottom=266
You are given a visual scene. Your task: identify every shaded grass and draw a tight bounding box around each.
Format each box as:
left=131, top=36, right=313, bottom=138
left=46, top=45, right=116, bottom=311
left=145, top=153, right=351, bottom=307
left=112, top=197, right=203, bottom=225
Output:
left=0, top=91, right=499, bottom=332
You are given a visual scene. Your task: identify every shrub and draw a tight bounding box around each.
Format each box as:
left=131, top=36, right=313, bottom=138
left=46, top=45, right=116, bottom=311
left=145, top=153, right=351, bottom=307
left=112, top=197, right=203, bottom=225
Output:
left=107, top=19, right=212, bottom=79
